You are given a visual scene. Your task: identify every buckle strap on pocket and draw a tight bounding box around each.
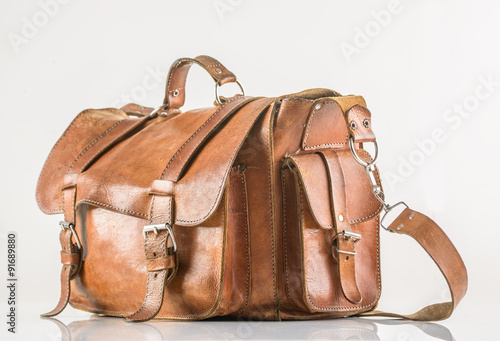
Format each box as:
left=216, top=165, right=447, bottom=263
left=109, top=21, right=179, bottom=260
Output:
left=41, top=222, right=82, bottom=317
left=321, top=150, right=362, bottom=305
left=126, top=196, right=178, bottom=322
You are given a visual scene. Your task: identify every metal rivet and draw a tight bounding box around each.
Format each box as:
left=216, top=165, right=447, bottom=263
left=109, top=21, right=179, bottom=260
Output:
left=350, top=121, right=357, bottom=130
left=315, top=103, right=322, bottom=110
left=409, top=213, right=415, bottom=220
left=363, top=119, right=370, bottom=128
left=172, top=89, right=179, bottom=97
left=338, top=214, right=344, bottom=222
left=397, top=224, right=404, bottom=230
left=215, top=68, right=222, bottom=73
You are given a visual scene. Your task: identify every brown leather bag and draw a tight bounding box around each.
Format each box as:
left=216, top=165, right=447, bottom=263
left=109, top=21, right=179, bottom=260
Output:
left=37, top=55, right=467, bottom=322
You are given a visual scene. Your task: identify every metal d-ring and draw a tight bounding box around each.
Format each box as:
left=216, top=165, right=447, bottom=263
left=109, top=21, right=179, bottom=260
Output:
left=348, top=137, right=379, bottom=167
left=215, top=80, right=245, bottom=105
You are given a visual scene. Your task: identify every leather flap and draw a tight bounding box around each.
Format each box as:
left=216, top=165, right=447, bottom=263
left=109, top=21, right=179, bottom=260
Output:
left=301, top=96, right=367, bottom=151
left=36, top=108, right=130, bottom=214
left=73, top=98, right=273, bottom=226
left=286, top=149, right=382, bottom=228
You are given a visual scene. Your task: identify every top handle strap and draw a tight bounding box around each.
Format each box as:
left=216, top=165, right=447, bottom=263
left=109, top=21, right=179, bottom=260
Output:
left=163, top=55, right=240, bottom=113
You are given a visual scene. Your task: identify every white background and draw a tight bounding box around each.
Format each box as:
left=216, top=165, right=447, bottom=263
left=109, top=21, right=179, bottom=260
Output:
left=1, top=0, right=499, bottom=340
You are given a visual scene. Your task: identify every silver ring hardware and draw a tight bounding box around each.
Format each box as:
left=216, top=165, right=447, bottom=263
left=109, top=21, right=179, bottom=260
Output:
left=215, top=80, right=245, bottom=105
left=143, top=223, right=177, bottom=253
left=59, top=221, right=81, bottom=250
left=349, top=137, right=379, bottom=167
left=149, top=104, right=168, bottom=117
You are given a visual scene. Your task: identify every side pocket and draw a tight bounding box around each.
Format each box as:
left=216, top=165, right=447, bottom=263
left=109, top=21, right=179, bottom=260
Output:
left=282, top=151, right=382, bottom=315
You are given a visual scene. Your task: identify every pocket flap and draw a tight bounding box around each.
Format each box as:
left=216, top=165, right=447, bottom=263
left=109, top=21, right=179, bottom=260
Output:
left=286, top=149, right=383, bottom=228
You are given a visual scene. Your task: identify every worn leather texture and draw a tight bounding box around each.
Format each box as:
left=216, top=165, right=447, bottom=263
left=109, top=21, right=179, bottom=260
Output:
left=37, top=56, right=467, bottom=322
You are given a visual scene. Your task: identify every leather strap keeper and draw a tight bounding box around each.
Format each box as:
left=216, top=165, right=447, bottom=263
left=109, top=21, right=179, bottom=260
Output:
left=146, top=254, right=176, bottom=272
left=60, top=251, right=80, bottom=266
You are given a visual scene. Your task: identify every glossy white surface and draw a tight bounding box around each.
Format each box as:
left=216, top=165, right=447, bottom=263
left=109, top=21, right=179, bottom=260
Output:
left=3, top=303, right=497, bottom=341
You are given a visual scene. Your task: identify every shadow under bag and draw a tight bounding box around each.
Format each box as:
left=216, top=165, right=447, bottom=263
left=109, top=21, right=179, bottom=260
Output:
left=36, top=55, right=467, bottom=322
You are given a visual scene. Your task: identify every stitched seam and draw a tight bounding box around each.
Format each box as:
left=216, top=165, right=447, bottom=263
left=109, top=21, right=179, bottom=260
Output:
left=265, top=116, right=278, bottom=320
left=159, top=97, right=238, bottom=179
left=67, top=120, right=126, bottom=172
left=76, top=199, right=148, bottom=217
left=266, top=116, right=279, bottom=319
left=281, top=98, right=315, bottom=103
left=80, top=118, right=147, bottom=172
left=282, top=168, right=302, bottom=310
left=335, top=152, right=351, bottom=228
left=43, top=208, right=64, bottom=213
left=175, top=99, right=271, bottom=224
left=237, top=170, right=251, bottom=316
left=164, top=206, right=225, bottom=319
left=157, top=98, right=246, bottom=224
left=303, top=140, right=348, bottom=150
left=169, top=87, right=184, bottom=93
left=303, top=101, right=349, bottom=149
left=166, top=58, right=192, bottom=108
left=197, top=55, right=223, bottom=68
left=167, top=58, right=190, bottom=94
left=303, top=101, right=323, bottom=148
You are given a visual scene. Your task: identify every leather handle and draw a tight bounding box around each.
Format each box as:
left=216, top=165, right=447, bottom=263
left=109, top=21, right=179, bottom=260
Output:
left=361, top=208, right=468, bottom=321
left=162, top=55, right=237, bottom=112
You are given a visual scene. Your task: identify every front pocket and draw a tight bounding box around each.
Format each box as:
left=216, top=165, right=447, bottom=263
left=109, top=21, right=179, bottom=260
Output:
left=282, top=150, right=382, bottom=314
left=69, top=166, right=252, bottom=319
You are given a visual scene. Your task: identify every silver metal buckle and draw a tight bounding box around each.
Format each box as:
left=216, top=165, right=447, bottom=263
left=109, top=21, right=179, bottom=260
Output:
left=143, top=223, right=177, bottom=253
left=215, top=80, right=245, bottom=105
left=59, top=221, right=81, bottom=249
left=349, top=136, right=409, bottom=231
left=332, top=230, right=361, bottom=256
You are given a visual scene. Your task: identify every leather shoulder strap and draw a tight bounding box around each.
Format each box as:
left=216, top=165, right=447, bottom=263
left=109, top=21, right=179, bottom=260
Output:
left=361, top=208, right=468, bottom=321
